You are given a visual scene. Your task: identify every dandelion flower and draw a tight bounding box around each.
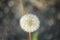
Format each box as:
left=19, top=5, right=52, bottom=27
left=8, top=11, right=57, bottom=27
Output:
left=20, top=14, right=40, bottom=32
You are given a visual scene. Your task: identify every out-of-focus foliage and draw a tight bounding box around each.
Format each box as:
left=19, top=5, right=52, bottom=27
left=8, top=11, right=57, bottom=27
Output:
left=32, top=32, right=39, bottom=40
left=0, top=0, right=60, bottom=40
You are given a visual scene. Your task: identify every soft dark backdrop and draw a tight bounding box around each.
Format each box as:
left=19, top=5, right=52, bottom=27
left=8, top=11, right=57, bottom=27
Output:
left=0, top=0, right=60, bottom=40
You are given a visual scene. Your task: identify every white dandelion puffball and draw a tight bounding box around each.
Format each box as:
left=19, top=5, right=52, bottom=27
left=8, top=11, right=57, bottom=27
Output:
left=20, top=14, right=40, bottom=32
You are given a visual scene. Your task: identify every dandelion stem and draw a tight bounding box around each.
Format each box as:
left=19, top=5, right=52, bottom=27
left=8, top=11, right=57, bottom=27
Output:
left=29, top=32, right=32, bottom=40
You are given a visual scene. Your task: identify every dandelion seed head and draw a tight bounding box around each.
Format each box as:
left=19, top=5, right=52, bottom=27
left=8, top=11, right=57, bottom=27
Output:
left=20, top=14, right=40, bottom=32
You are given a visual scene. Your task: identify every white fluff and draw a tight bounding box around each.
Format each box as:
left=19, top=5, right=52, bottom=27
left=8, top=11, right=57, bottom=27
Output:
left=20, top=14, right=40, bottom=32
